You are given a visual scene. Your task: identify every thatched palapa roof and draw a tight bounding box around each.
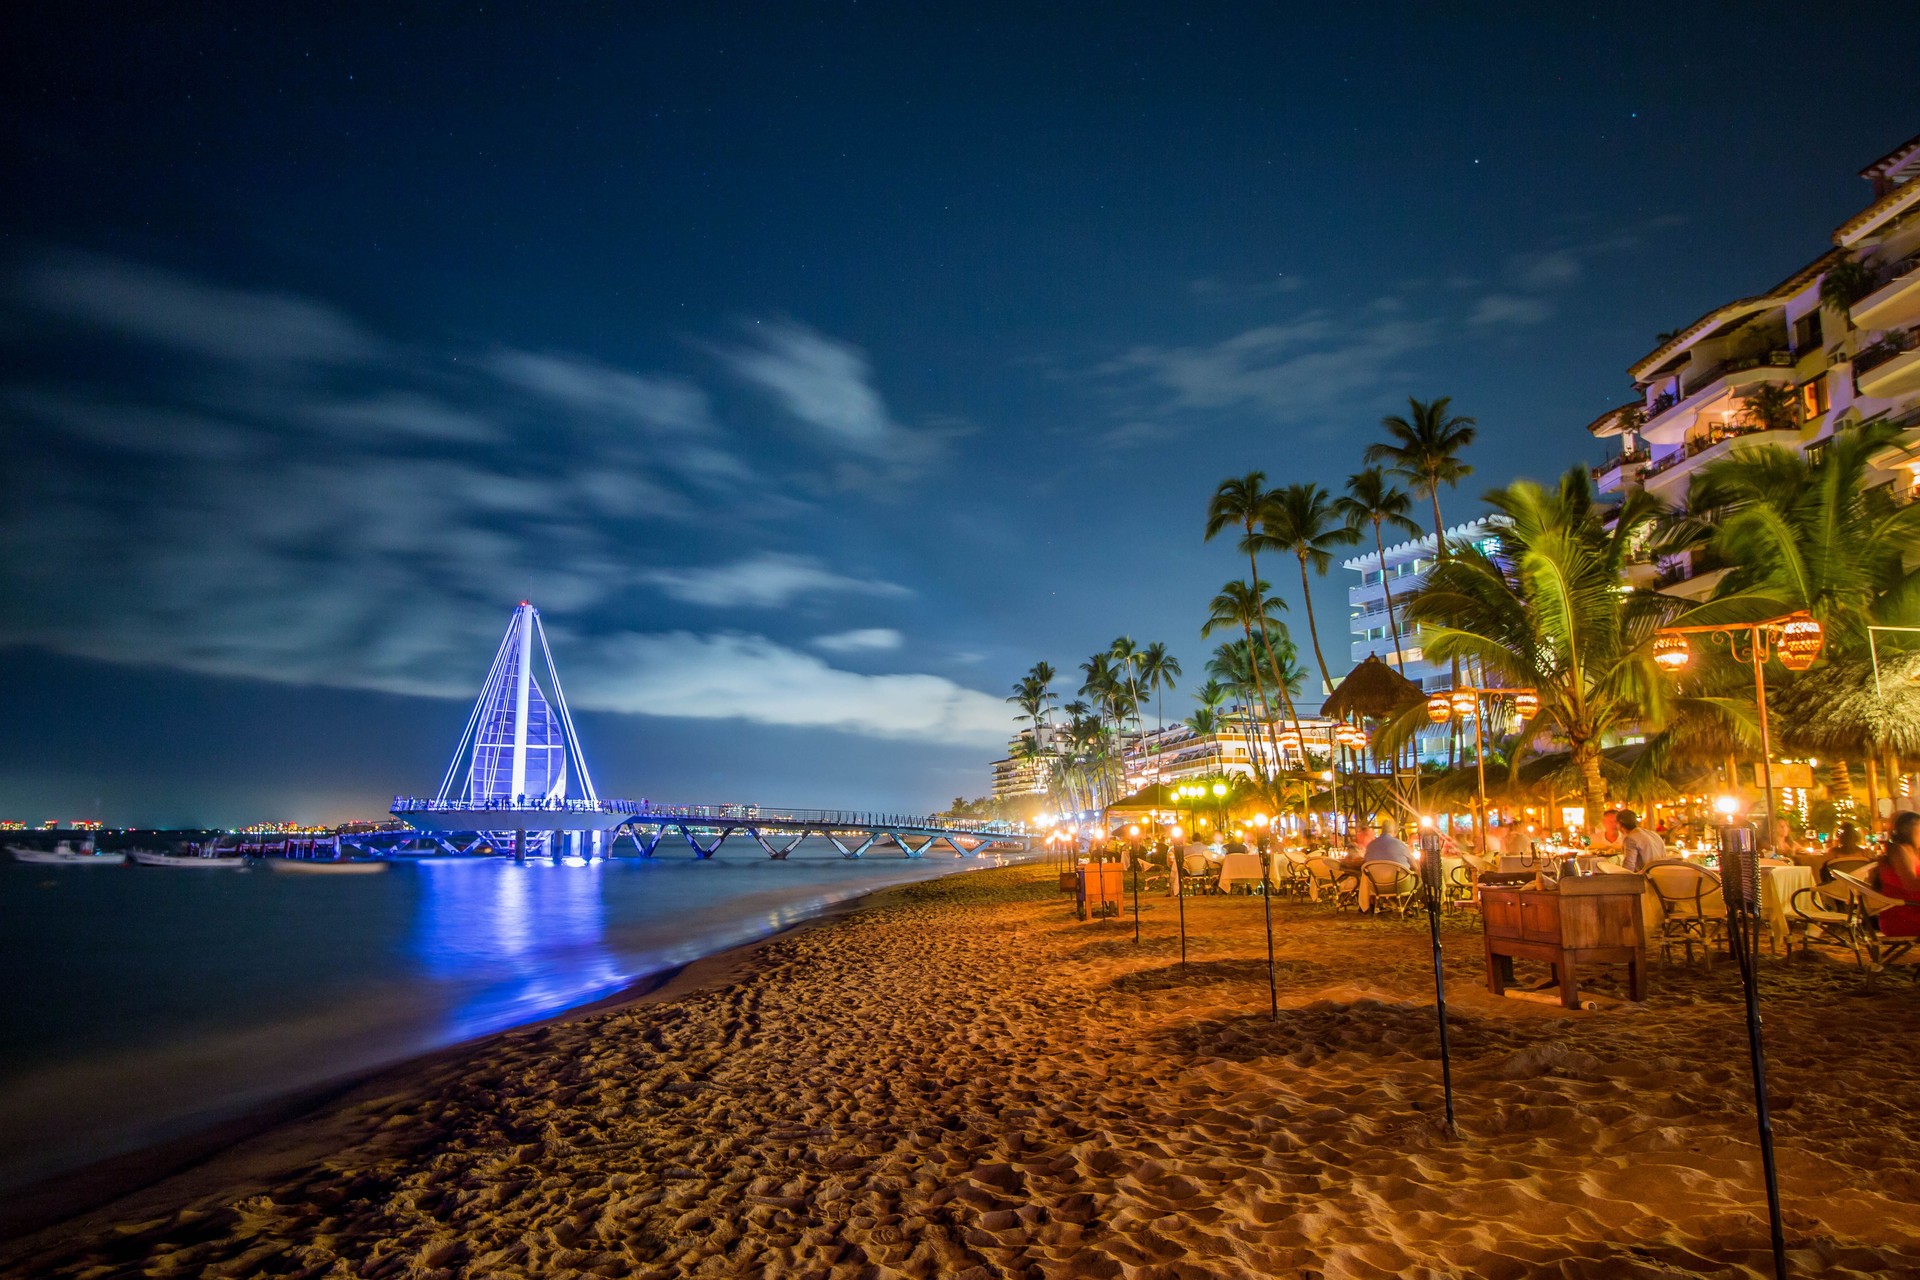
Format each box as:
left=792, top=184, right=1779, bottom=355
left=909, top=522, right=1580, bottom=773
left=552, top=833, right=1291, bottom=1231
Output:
left=1321, top=654, right=1425, bottom=723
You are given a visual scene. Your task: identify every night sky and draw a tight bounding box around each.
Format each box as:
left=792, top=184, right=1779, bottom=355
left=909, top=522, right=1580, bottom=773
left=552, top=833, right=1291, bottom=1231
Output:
left=4, top=6, right=1919, bottom=826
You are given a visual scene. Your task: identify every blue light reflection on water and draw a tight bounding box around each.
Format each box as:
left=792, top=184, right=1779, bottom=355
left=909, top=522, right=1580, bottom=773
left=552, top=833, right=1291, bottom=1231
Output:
left=0, top=846, right=1019, bottom=1192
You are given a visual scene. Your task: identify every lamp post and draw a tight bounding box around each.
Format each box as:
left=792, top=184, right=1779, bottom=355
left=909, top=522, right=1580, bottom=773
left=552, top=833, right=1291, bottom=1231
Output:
left=1653, top=611, right=1825, bottom=853
left=1426, top=687, right=1538, bottom=854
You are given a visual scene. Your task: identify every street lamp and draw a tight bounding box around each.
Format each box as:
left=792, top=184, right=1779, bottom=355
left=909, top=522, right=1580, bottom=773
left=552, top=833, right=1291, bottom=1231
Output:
left=1426, top=684, right=1538, bottom=854
left=1653, top=610, right=1825, bottom=853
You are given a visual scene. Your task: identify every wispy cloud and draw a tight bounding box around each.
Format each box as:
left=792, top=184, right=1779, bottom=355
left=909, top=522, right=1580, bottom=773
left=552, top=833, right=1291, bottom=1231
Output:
left=1470, top=294, right=1555, bottom=327
left=19, top=252, right=382, bottom=366
left=1101, top=313, right=1433, bottom=421
left=577, top=631, right=1005, bottom=743
left=0, top=257, right=1013, bottom=749
left=721, top=321, right=898, bottom=453
left=488, top=350, right=715, bottom=435
left=640, top=552, right=912, bottom=608
left=811, top=627, right=903, bottom=654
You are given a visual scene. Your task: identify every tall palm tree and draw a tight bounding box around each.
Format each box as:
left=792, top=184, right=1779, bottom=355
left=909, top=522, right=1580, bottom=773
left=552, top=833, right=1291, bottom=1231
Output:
left=1405, top=466, right=1678, bottom=819
left=1366, top=396, right=1478, bottom=558
left=1334, top=466, right=1424, bottom=673
left=1205, top=472, right=1296, bottom=741
left=1192, top=677, right=1230, bottom=716
left=1185, top=706, right=1219, bottom=736
left=1253, top=482, right=1358, bottom=694
left=1005, top=674, right=1047, bottom=745
left=1202, top=580, right=1300, bottom=772
left=1138, top=642, right=1182, bottom=736
left=1028, top=660, right=1058, bottom=738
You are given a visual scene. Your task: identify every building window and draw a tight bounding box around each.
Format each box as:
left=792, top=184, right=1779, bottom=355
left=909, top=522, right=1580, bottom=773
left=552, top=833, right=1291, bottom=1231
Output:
left=1792, top=310, right=1824, bottom=354
left=1799, top=375, right=1829, bottom=421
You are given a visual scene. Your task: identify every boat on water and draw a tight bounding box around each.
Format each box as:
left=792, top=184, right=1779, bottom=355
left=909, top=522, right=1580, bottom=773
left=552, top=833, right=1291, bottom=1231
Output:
left=9, top=841, right=128, bottom=866
left=271, top=859, right=389, bottom=875
left=129, top=849, right=249, bottom=869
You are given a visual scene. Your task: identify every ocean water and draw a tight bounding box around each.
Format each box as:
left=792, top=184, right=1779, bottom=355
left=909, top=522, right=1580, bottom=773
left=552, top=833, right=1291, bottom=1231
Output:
left=0, top=844, right=1024, bottom=1192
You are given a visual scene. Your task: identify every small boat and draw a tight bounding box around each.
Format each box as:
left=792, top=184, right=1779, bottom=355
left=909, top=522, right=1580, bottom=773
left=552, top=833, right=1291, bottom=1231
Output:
left=271, top=858, right=389, bottom=875
left=130, top=849, right=249, bottom=869
left=9, top=841, right=128, bottom=866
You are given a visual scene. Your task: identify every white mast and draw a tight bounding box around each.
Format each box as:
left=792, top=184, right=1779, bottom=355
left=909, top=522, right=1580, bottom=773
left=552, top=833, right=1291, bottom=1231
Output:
left=510, top=602, right=533, bottom=798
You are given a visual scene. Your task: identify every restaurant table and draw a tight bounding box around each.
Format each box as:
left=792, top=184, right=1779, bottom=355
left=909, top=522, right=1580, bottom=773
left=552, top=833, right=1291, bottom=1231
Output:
left=1760, top=862, right=1816, bottom=953
left=1216, top=851, right=1266, bottom=893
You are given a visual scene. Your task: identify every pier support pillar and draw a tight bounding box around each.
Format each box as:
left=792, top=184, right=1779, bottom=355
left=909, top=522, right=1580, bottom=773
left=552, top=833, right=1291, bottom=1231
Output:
left=515, top=828, right=526, bottom=862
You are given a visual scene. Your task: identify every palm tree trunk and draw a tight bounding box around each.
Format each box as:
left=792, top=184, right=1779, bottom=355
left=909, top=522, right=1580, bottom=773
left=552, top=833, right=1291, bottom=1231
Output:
left=1574, top=740, right=1607, bottom=827
left=1828, top=760, right=1854, bottom=812
left=1374, top=520, right=1407, bottom=673
left=1242, top=543, right=1289, bottom=788
left=1296, top=552, right=1334, bottom=694
left=1429, top=484, right=1460, bottom=769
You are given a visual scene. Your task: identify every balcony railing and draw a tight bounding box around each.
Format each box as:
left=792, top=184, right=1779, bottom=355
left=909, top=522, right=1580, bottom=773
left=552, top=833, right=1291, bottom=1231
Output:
left=1640, top=420, right=1797, bottom=480
left=1680, top=349, right=1795, bottom=398
left=1855, top=327, right=1917, bottom=377
left=1592, top=447, right=1650, bottom=482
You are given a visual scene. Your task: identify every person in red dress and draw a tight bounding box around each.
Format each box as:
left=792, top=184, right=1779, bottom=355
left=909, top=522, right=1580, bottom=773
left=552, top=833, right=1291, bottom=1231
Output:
left=1873, top=811, right=1920, bottom=937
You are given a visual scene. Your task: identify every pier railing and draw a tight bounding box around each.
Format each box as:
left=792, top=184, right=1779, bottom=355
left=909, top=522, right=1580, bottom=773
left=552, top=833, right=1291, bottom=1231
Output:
left=390, top=796, right=1016, bottom=834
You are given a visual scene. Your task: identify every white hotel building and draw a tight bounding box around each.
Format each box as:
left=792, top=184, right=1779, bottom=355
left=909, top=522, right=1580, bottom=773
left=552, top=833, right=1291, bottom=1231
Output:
left=1588, top=133, right=1920, bottom=597
left=1341, top=521, right=1495, bottom=764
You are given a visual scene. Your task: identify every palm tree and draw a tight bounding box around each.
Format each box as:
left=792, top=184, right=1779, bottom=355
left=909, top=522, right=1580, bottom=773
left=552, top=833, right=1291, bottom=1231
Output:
left=1736, top=383, right=1803, bottom=436
left=1192, top=677, right=1230, bottom=716
left=1109, top=636, right=1145, bottom=736
left=1138, top=642, right=1182, bottom=736
left=1366, top=396, right=1478, bottom=557
left=1006, top=674, right=1047, bottom=750
left=1404, top=466, right=1678, bottom=819
left=1253, top=482, right=1358, bottom=694
left=1202, top=580, right=1299, bottom=770
left=1686, top=419, right=1920, bottom=652
left=1185, top=706, right=1219, bottom=736
left=1820, top=255, right=1879, bottom=336
left=1334, top=466, right=1424, bottom=673
left=1205, top=472, right=1296, bottom=741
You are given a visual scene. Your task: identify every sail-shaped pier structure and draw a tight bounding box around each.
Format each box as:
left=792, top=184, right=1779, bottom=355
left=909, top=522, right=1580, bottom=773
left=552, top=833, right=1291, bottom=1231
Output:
left=393, top=602, right=638, bottom=857
left=390, top=602, right=1025, bottom=860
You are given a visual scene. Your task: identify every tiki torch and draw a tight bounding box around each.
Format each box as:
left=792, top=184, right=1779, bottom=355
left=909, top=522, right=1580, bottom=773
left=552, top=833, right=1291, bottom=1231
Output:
left=1418, top=820, right=1457, bottom=1133
left=1717, top=806, right=1788, bottom=1279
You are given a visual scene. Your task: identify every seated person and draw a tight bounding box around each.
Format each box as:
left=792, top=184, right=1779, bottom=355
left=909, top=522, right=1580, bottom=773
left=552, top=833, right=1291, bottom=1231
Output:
left=1361, top=818, right=1415, bottom=871
left=1588, top=809, right=1624, bottom=853
left=1874, top=811, right=1920, bottom=937
left=1617, top=809, right=1667, bottom=872
left=1771, top=817, right=1806, bottom=860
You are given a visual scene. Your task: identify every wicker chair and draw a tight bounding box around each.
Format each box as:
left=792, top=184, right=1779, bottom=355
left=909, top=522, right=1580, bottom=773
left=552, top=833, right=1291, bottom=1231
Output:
left=1645, top=860, right=1729, bottom=969
left=1361, top=862, right=1421, bottom=917
left=1305, top=855, right=1360, bottom=911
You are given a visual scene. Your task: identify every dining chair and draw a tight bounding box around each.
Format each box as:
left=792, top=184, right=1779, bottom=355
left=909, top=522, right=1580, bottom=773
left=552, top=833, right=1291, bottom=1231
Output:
left=1645, top=860, right=1728, bottom=969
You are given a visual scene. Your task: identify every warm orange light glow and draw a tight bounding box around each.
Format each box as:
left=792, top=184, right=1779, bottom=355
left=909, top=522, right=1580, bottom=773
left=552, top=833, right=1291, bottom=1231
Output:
left=1778, top=615, right=1824, bottom=672
left=1653, top=633, right=1691, bottom=672
left=1426, top=693, right=1451, bottom=724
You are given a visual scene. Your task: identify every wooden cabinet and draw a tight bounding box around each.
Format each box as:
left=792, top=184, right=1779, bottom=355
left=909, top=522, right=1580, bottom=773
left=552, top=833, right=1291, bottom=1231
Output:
left=1482, top=876, right=1647, bottom=1008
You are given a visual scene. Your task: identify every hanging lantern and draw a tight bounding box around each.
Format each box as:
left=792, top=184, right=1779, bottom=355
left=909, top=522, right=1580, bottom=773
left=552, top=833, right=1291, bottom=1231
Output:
left=1277, top=729, right=1302, bottom=754
left=1512, top=689, right=1539, bottom=719
left=1450, top=689, right=1478, bottom=719
left=1426, top=693, right=1451, bottom=724
left=1344, top=724, right=1371, bottom=750
left=1652, top=633, right=1691, bottom=672
left=1777, top=615, right=1825, bottom=673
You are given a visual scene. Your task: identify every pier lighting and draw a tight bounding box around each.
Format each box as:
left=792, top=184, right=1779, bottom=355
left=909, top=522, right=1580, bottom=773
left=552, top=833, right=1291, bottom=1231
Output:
left=1426, top=693, right=1451, bottom=724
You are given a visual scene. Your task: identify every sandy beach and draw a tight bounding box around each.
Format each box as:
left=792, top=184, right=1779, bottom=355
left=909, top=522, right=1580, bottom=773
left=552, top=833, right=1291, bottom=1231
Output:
left=6, top=861, right=1920, bottom=1279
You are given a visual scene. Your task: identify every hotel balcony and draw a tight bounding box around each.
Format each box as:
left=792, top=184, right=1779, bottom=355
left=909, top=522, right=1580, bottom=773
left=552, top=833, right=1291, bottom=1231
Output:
left=1639, top=422, right=1802, bottom=498
left=1591, top=446, right=1650, bottom=494
left=1852, top=251, right=1920, bottom=332
left=1639, top=350, right=1796, bottom=446
left=1855, top=327, right=1920, bottom=399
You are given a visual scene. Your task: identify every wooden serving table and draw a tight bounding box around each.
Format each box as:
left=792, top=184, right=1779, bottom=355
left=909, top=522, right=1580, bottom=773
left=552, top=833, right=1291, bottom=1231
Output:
left=1481, top=874, right=1647, bottom=1008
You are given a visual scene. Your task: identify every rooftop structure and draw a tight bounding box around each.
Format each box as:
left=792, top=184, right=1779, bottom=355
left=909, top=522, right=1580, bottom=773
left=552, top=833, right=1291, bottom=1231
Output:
left=1589, top=132, right=1920, bottom=597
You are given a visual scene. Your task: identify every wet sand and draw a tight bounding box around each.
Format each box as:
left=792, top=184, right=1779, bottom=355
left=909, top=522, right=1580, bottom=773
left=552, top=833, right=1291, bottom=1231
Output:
left=5, top=862, right=1919, bottom=1278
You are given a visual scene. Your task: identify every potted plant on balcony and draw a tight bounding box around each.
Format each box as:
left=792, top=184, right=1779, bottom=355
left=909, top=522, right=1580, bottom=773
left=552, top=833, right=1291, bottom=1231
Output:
left=1820, top=255, right=1880, bottom=344
left=1736, top=383, right=1803, bottom=436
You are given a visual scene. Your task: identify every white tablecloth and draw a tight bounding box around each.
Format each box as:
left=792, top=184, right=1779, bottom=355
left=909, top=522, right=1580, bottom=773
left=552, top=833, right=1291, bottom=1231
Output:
left=1216, top=851, right=1265, bottom=893
left=1761, top=863, right=1816, bottom=952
